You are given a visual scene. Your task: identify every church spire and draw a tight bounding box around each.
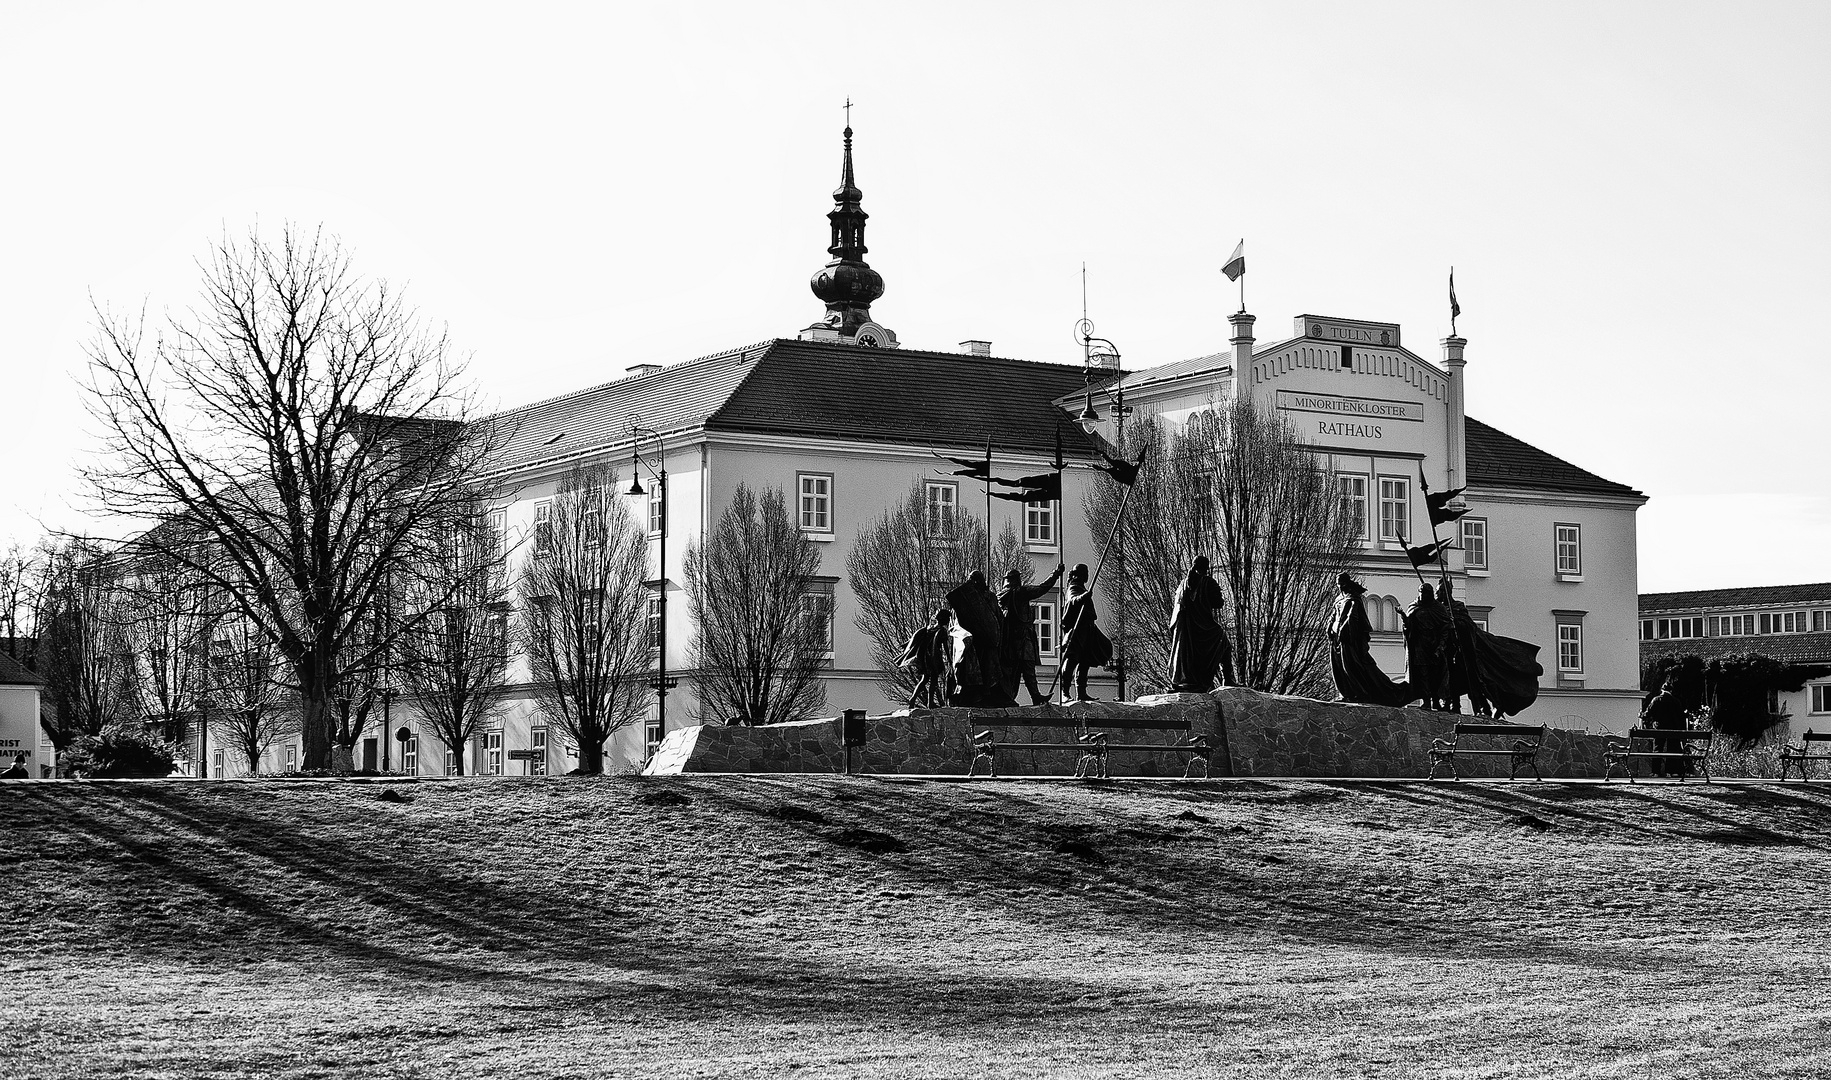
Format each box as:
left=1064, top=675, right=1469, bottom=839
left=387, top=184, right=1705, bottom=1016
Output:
left=803, top=103, right=895, bottom=348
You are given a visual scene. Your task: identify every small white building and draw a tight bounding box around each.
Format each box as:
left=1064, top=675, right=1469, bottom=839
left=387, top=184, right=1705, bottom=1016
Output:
left=0, top=652, right=51, bottom=778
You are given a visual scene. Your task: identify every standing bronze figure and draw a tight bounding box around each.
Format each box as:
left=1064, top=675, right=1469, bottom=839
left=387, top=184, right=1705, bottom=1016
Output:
left=898, top=607, right=955, bottom=709
left=1168, top=556, right=1235, bottom=692
left=1328, top=574, right=1412, bottom=706
left=1057, top=563, right=1112, bottom=703
left=999, top=564, right=1065, bottom=706
left=1401, top=585, right=1455, bottom=711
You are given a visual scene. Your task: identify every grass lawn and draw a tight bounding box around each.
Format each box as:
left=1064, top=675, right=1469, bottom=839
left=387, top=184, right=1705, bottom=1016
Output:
left=2, top=774, right=1828, bottom=1078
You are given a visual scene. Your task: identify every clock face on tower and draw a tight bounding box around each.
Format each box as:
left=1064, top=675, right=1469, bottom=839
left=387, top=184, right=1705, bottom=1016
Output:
left=855, top=331, right=881, bottom=347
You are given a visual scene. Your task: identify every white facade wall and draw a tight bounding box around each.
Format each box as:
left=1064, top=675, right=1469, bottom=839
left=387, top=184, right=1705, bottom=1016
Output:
left=1096, top=311, right=1645, bottom=733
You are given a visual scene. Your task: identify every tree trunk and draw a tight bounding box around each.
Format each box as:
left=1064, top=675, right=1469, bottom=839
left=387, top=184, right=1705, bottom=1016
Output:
left=578, top=721, right=604, bottom=774
left=300, top=688, right=333, bottom=771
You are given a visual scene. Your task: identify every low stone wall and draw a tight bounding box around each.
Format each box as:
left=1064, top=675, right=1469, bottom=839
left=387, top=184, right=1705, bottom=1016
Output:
left=643, top=698, right=1224, bottom=777
left=643, top=689, right=1615, bottom=779
left=1212, top=688, right=1613, bottom=779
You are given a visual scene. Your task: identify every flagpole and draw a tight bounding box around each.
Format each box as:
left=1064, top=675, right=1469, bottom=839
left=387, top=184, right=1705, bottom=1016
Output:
left=985, top=439, right=993, bottom=580
left=1046, top=478, right=1138, bottom=702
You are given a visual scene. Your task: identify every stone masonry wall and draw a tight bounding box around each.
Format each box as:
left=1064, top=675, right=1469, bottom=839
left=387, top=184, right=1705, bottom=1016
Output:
left=644, top=688, right=1617, bottom=779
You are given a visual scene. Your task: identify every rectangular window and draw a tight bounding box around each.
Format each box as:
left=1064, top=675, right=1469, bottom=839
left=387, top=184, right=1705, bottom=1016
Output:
left=1640, top=619, right=1654, bottom=641
left=212, top=749, right=224, bottom=779
left=487, top=731, right=503, bottom=775
left=648, top=486, right=665, bottom=536
left=1708, top=615, right=1720, bottom=637
left=530, top=728, right=548, bottom=776
left=1025, top=501, right=1057, bottom=546
left=646, top=718, right=664, bottom=757
left=404, top=737, right=419, bottom=775
left=1557, top=623, right=1583, bottom=674
left=488, top=508, right=507, bottom=548
left=798, top=473, right=832, bottom=533
left=1035, top=599, right=1058, bottom=657
left=1337, top=475, right=1369, bottom=541
left=1555, top=523, right=1582, bottom=576
left=533, top=500, right=553, bottom=557
left=1460, top=517, right=1488, bottom=570
left=1784, top=611, right=1797, bottom=633
left=802, top=581, right=836, bottom=654
left=647, top=597, right=663, bottom=652
left=1813, top=686, right=1831, bottom=714
left=445, top=750, right=459, bottom=777
left=925, top=482, right=959, bottom=537
left=1818, top=611, right=1827, bottom=633
left=1378, top=477, right=1409, bottom=542
left=285, top=746, right=297, bottom=772
left=1760, top=613, right=1772, bottom=635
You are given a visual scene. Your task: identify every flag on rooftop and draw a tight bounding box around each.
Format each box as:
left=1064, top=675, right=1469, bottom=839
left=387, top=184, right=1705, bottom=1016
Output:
left=1222, top=239, right=1246, bottom=282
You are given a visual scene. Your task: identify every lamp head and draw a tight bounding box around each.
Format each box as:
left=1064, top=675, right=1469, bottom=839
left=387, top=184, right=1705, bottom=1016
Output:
left=1076, top=391, right=1101, bottom=433
left=626, top=474, right=646, bottom=497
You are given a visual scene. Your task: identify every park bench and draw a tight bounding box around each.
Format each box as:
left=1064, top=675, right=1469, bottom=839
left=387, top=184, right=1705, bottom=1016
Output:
left=1603, top=726, right=1714, bottom=783
left=1779, top=730, right=1831, bottom=781
left=967, top=712, right=1219, bottom=779
left=1426, top=722, right=1546, bottom=781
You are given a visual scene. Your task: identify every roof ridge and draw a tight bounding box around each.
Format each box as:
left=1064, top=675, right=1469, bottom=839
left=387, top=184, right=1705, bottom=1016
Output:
left=764, top=337, right=1095, bottom=373
left=488, top=340, right=774, bottom=421
left=1642, top=583, right=1831, bottom=600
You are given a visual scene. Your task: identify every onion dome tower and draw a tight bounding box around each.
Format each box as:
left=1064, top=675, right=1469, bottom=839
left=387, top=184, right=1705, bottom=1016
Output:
left=800, top=111, right=898, bottom=348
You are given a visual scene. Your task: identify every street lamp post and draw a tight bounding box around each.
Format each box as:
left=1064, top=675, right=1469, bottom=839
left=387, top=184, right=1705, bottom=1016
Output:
left=1075, top=320, right=1134, bottom=702
left=625, top=418, right=679, bottom=748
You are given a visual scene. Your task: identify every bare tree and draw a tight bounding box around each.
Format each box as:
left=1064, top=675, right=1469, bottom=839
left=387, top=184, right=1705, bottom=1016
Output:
left=32, top=539, right=139, bottom=749
left=847, top=477, right=1030, bottom=702
left=204, top=618, right=297, bottom=775
left=1090, top=396, right=1361, bottom=698
left=0, top=541, right=38, bottom=661
left=119, top=532, right=223, bottom=754
left=398, top=502, right=514, bottom=776
left=685, top=483, right=829, bottom=726
left=517, top=465, right=650, bottom=775
left=81, top=224, right=499, bottom=770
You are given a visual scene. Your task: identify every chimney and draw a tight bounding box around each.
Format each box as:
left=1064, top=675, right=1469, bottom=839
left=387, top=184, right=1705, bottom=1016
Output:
left=1229, top=310, right=1256, bottom=376
left=624, top=363, right=663, bottom=379
left=959, top=340, right=992, bottom=357
left=1440, top=335, right=1468, bottom=490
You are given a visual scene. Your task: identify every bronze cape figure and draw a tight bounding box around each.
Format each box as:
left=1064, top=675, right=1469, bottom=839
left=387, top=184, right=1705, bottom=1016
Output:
left=1168, top=556, right=1234, bottom=693
left=1328, top=574, right=1413, bottom=707
left=1057, top=563, right=1112, bottom=703
left=999, top=564, right=1065, bottom=706
left=945, top=571, right=1012, bottom=707
left=1437, top=580, right=1542, bottom=719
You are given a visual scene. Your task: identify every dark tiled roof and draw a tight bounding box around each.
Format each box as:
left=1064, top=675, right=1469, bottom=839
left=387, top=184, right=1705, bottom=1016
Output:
left=486, top=339, right=1107, bottom=471
left=0, top=650, right=43, bottom=687
left=1641, top=583, right=1831, bottom=614
left=1640, top=633, right=1831, bottom=666
left=485, top=341, right=772, bottom=472
left=708, top=340, right=1105, bottom=457
left=1464, top=417, right=1643, bottom=500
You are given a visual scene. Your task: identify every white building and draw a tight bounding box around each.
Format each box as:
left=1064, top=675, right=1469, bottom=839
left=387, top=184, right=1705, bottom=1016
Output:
left=224, top=122, right=1648, bottom=776
left=1084, top=311, right=1646, bottom=733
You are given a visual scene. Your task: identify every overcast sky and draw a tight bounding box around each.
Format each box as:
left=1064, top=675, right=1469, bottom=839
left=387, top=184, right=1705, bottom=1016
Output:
left=3, top=1, right=1827, bottom=591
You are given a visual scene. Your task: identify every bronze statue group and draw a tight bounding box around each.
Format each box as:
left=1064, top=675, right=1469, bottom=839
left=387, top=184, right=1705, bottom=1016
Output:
left=895, top=451, right=1543, bottom=715
left=898, top=562, right=1112, bottom=708
left=1328, top=572, right=1543, bottom=716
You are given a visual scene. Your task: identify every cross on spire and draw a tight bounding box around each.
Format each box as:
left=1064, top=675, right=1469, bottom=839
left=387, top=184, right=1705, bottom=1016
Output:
left=844, top=97, right=852, bottom=130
